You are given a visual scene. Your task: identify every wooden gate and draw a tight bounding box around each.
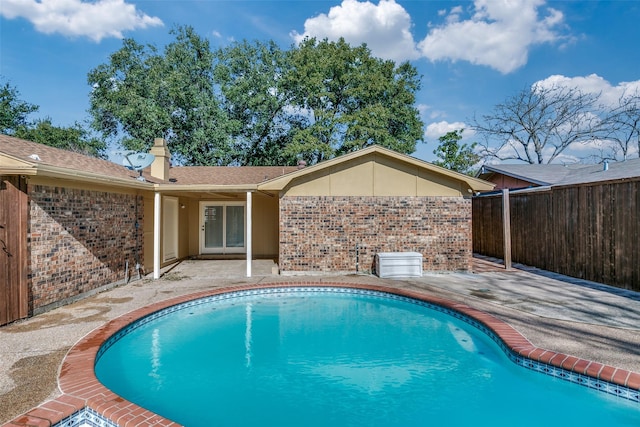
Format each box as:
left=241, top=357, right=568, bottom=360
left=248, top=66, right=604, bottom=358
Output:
left=0, top=176, right=28, bottom=326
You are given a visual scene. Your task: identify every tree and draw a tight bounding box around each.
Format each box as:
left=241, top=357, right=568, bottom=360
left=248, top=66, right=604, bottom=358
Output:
left=432, top=129, right=480, bottom=175
left=0, top=80, right=38, bottom=134
left=473, top=84, right=600, bottom=164
left=214, top=40, right=302, bottom=166
left=1, top=79, right=106, bottom=157
left=285, top=38, right=424, bottom=163
left=88, top=26, right=234, bottom=166
left=89, top=30, right=425, bottom=166
left=14, top=118, right=106, bottom=158
left=598, top=91, right=640, bottom=160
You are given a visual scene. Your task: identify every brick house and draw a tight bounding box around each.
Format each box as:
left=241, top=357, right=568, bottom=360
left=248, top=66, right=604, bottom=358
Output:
left=0, top=135, right=493, bottom=324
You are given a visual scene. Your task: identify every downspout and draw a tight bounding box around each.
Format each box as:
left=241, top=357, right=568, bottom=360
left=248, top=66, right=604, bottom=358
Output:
left=246, top=191, right=252, bottom=277
left=153, top=191, right=161, bottom=279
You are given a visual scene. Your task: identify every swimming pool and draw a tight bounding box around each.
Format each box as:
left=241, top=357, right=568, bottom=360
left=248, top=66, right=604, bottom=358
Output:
left=94, top=286, right=640, bottom=426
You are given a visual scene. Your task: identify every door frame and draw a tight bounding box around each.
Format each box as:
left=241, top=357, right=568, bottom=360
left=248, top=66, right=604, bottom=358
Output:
left=162, top=196, right=179, bottom=262
left=199, top=201, right=246, bottom=254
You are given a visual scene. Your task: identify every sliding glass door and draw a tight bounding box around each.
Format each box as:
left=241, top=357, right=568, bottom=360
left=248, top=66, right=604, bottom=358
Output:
left=200, top=202, right=245, bottom=254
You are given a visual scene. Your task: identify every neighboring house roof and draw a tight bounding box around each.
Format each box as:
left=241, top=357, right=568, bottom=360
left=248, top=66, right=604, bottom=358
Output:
left=557, top=159, right=640, bottom=186
left=478, top=164, right=586, bottom=186
left=259, top=145, right=495, bottom=193
left=478, top=159, right=640, bottom=188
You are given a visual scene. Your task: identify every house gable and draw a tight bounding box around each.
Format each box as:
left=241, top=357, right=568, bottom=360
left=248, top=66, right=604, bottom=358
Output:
left=260, top=145, right=494, bottom=196
left=280, top=152, right=468, bottom=197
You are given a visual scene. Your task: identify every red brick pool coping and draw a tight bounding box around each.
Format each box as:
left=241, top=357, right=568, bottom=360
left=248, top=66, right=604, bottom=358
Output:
left=5, top=282, right=640, bottom=427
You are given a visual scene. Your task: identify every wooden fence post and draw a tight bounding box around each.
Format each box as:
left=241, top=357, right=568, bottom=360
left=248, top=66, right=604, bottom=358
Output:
left=502, top=189, right=512, bottom=270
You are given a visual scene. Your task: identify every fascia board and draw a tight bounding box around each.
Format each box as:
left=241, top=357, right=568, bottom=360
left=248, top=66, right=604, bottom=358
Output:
left=32, top=164, right=153, bottom=190
left=0, top=153, right=38, bottom=174
left=0, top=166, right=38, bottom=175
left=153, top=184, right=258, bottom=192
left=480, top=165, right=551, bottom=186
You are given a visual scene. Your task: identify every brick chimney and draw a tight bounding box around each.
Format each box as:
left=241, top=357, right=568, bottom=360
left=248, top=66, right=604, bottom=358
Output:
left=150, top=138, right=171, bottom=181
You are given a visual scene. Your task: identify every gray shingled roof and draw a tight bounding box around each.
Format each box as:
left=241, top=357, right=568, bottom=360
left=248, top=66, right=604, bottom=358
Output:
left=479, top=159, right=640, bottom=187
left=558, top=158, right=640, bottom=185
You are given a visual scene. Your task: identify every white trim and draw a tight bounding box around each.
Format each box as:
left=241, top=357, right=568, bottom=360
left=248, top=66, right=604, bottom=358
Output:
left=199, top=201, right=246, bottom=254
left=153, top=192, right=161, bottom=279
left=246, top=191, right=252, bottom=277
left=162, top=196, right=179, bottom=262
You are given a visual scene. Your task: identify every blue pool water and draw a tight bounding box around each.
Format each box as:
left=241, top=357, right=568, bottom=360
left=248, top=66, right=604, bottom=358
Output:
left=95, top=288, right=640, bottom=426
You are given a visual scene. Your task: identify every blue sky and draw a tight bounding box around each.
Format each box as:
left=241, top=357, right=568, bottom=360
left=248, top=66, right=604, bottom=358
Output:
left=1, top=0, right=639, bottom=164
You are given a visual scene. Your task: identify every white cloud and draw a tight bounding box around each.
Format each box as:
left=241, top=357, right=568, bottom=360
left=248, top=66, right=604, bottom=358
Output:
left=291, top=0, right=420, bottom=63
left=425, top=121, right=474, bottom=140
left=443, top=5, right=464, bottom=24
left=568, top=138, right=610, bottom=153
left=418, top=0, right=566, bottom=73
left=0, top=0, right=163, bottom=42
left=546, top=152, right=580, bottom=164
left=534, top=74, right=640, bottom=106
left=566, top=137, right=639, bottom=161
left=417, top=104, right=449, bottom=121
left=292, top=0, right=568, bottom=73
left=416, top=104, right=429, bottom=117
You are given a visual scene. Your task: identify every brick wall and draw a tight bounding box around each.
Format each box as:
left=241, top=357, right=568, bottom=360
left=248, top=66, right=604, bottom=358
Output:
left=28, top=185, right=143, bottom=311
left=279, top=196, right=471, bottom=273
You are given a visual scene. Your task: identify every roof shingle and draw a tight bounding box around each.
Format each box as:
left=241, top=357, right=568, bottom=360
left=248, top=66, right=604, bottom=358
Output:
left=0, top=134, right=140, bottom=180
left=167, top=166, right=299, bottom=185
left=0, top=135, right=299, bottom=186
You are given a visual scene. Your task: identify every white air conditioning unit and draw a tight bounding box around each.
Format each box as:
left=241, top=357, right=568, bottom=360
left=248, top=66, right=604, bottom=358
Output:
left=375, top=252, right=423, bottom=278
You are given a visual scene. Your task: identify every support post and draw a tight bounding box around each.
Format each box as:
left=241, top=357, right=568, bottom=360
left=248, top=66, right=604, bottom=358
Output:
left=153, top=191, right=161, bottom=279
left=502, top=189, right=512, bottom=271
left=246, top=191, right=252, bottom=277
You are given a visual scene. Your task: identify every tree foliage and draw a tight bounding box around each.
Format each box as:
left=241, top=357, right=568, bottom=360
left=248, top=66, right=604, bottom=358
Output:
left=88, top=27, right=234, bottom=165
left=14, top=118, right=106, bottom=157
left=88, top=28, right=425, bottom=166
left=432, top=129, right=480, bottom=175
left=473, top=84, right=600, bottom=164
left=214, top=40, right=301, bottom=165
left=285, top=38, right=423, bottom=163
left=1, top=78, right=106, bottom=157
left=0, top=80, right=38, bottom=134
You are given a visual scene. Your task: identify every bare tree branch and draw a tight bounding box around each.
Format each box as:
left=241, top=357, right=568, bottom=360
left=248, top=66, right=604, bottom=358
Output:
left=472, top=84, right=600, bottom=164
left=597, top=90, right=640, bottom=160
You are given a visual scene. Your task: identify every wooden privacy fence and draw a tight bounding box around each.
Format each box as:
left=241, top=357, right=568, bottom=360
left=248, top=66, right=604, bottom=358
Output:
left=472, top=178, right=640, bottom=292
left=0, top=176, right=28, bottom=326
